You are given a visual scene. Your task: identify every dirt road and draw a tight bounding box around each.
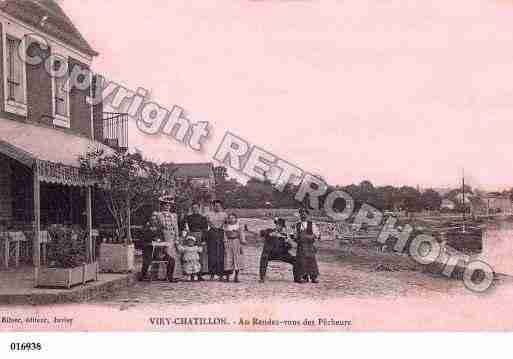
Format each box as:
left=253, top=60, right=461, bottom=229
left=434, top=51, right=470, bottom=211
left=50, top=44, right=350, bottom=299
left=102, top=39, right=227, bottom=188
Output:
left=92, top=241, right=477, bottom=309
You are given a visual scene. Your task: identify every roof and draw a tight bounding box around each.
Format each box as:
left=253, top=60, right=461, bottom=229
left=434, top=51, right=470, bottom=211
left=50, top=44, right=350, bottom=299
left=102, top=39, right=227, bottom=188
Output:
left=163, top=163, right=214, bottom=179
left=486, top=192, right=509, bottom=199
left=0, top=118, right=113, bottom=169
left=0, top=0, right=98, bottom=57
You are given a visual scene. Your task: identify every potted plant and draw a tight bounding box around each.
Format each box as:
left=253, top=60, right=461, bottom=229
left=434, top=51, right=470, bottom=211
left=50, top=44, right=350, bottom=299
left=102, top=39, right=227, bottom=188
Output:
left=80, top=150, right=174, bottom=273
left=37, top=226, right=98, bottom=289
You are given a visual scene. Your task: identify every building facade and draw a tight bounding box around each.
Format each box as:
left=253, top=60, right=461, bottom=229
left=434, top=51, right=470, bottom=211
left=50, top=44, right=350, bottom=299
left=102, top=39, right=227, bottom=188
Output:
left=0, top=1, right=123, bottom=269
left=483, top=193, right=512, bottom=215
left=163, top=162, right=216, bottom=205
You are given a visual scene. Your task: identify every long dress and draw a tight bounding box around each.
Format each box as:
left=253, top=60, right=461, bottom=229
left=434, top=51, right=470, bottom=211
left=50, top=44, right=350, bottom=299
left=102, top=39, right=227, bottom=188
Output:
left=155, top=211, right=183, bottom=278
left=177, top=245, right=203, bottom=275
left=295, top=221, right=320, bottom=279
left=206, top=211, right=228, bottom=275
left=224, top=224, right=244, bottom=273
left=185, top=213, right=209, bottom=274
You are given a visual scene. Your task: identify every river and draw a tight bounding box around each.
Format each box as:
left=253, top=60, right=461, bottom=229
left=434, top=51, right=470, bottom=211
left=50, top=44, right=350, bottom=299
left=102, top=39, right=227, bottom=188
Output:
left=480, top=221, right=513, bottom=275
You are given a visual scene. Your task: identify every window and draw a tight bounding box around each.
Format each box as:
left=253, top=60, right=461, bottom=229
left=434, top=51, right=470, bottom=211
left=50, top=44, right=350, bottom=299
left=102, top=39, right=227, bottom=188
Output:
left=53, top=60, right=68, bottom=116
left=51, top=56, right=70, bottom=127
left=6, top=36, right=24, bottom=103
left=3, top=34, right=27, bottom=115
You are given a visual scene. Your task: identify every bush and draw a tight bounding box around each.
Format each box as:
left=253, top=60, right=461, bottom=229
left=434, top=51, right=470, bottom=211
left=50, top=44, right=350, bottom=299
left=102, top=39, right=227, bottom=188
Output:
left=47, top=226, right=87, bottom=268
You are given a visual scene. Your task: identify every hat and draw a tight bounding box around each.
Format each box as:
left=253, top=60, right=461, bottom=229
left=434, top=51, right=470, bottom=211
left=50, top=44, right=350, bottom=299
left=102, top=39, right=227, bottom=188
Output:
left=274, top=218, right=286, bottom=227
left=212, top=199, right=224, bottom=206
left=159, top=195, right=175, bottom=204
left=185, top=236, right=196, bottom=244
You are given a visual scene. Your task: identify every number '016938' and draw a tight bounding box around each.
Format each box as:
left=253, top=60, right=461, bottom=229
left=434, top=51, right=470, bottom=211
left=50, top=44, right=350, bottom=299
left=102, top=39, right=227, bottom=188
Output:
left=10, top=342, right=42, bottom=351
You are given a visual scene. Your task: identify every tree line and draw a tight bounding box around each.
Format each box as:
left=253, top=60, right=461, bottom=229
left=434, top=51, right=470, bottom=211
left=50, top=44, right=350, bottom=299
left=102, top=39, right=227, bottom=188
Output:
left=213, top=166, right=484, bottom=213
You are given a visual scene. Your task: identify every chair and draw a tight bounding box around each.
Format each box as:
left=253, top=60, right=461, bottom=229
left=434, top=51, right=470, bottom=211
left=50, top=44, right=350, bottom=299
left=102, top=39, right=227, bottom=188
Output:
left=6, top=231, right=29, bottom=268
left=91, top=229, right=99, bottom=262
left=0, top=231, right=8, bottom=268
left=40, top=231, right=52, bottom=265
left=149, top=244, right=170, bottom=281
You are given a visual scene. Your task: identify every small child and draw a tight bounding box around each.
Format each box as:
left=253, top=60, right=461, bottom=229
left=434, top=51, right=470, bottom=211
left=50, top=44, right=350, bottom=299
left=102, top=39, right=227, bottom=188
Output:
left=177, top=236, right=203, bottom=281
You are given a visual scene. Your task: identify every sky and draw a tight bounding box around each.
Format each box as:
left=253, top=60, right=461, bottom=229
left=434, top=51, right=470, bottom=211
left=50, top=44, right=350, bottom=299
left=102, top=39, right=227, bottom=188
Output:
left=62, top=0, right=513, bottom=190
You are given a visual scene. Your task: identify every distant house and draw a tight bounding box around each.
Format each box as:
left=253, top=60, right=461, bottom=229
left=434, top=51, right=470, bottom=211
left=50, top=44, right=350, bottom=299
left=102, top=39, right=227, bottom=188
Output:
left=213, top=166, right=227, bottom=180
left=441, top=199, right=456, bottom=210
left=163, top=163, right=216, bottom=201
left=484, top=193, right=513, bottom=214
left=453, top=192, right=473, bottom=204
left=432, top=188, right=452, bottom=197
left=469, top=192, right=513, bottom=215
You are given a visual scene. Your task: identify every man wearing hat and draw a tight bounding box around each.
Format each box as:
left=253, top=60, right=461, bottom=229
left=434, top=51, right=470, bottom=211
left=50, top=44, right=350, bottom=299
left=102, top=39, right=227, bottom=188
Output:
left=154, top=195, right=183, bottom=280
left=259, top=218, right=298, bottom=283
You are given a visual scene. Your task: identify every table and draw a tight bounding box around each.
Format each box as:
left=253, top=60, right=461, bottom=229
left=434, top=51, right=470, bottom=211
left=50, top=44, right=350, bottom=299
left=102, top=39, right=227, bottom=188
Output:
left=0, top=232, right=8, bottom=268
left=149, top=242, right=172, bottom=281
left=91, top=229, right=99, bottom=262
left=40, top=231, right=51, bottom=265
left=1, top=232, right=29, bottom=268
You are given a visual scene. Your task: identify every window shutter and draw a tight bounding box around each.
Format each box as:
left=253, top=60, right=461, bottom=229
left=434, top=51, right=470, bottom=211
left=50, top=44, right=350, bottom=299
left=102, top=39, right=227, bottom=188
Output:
left=7, top=37, right=24, bottom=103
left=54, top=59, right=68, bottom=117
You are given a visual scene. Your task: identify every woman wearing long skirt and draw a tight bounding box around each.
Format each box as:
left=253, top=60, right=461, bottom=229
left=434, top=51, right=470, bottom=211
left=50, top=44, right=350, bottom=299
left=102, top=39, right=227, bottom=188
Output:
left=223, top=213, right=246, bottom=282
left=206, top=200, right=228, bottom=280
left=184, top=202, right=209, bottom=280
left=155, top=196, right=183, bottom=280
left=294, top=208, right=320, bottom=283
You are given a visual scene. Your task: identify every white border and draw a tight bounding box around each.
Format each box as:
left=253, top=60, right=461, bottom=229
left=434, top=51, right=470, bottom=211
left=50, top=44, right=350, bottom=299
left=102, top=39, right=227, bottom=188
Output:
left=0, top=333, right=511, bottom=359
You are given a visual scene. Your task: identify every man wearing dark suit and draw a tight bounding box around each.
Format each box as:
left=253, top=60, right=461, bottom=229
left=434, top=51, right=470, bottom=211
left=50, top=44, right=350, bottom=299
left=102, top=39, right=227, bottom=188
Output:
left=259, top=218, right=299, bottom=283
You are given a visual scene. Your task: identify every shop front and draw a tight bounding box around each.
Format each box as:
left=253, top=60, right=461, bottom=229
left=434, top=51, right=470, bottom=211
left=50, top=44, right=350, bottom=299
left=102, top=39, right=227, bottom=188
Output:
left=0, top=119, right=113, bottom=287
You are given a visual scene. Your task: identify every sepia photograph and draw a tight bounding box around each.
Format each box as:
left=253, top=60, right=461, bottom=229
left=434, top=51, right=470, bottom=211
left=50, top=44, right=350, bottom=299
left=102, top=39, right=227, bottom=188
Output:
left=0, top=0, right=513, bottom=345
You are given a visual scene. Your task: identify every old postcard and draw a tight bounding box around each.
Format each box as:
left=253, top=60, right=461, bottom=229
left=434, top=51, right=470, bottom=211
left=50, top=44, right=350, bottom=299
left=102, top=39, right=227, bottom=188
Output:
left=1, top=0, right=513, bottom=335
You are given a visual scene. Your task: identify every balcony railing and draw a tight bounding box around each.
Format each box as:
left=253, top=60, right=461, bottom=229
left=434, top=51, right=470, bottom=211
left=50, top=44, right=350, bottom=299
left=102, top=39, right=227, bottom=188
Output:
left=103, top=112, right=128, bottom=152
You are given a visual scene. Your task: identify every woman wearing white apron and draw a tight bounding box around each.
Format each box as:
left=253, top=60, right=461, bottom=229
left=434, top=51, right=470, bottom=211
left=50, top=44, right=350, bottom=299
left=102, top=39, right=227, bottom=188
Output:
left=156, top=196, right=183, bottom=281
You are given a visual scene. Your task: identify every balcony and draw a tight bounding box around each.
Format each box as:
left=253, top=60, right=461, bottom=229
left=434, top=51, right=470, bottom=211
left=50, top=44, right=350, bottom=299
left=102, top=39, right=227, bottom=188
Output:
left=102, top=112, right=128, bottom=152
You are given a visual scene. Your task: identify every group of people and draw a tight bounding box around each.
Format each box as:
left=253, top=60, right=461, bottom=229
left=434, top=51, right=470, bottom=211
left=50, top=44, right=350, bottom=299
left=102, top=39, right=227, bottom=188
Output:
left=140, top=198, right=245, bottom=282
left=139, top=196, right=320, bottom=284
left=259, top=208, right=320, bottom=283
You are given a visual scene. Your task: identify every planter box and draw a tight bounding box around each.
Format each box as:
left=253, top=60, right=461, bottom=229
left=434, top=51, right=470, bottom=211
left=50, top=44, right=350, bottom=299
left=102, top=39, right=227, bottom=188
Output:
left=99, top=243, right=135, bottom=273
left=36, top=262, right=99, bottom=289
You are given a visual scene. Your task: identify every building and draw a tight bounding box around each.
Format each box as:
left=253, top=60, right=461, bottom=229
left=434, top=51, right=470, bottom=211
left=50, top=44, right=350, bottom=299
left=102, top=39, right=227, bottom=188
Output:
left=0, top=1, right=125, bottom=270
left=483, top=193, right=513, bottom=215
left=432, top=187, right=452, bottom=197
left=441, top=199, right=456, bottom=211
left=467, top=192, right=513, bottom=215
left=163, top=162, right=216, bottom=204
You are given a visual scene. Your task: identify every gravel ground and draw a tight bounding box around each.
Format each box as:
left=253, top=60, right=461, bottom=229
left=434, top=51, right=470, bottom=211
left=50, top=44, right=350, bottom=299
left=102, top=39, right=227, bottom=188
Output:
left=92, top=240, right=472, bottom=309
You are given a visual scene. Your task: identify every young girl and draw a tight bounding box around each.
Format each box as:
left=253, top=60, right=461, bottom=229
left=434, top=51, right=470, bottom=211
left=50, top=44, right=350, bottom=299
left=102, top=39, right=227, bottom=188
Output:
left=178, top=236, right=203, bottom=281
left=223, top=213, right=246, bottom=282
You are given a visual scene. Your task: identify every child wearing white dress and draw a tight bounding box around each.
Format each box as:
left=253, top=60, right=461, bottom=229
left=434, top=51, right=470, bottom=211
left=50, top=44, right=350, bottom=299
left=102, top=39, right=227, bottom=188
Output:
left=178, top=236, right=203, bottom=281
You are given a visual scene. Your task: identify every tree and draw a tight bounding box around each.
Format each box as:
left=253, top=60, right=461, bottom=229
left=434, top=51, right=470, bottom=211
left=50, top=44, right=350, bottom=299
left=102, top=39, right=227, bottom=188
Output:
left=378, top=185, right=397, bottom=211
left=420, top=189, right=442, bottom=210
left=80, top=149, right=174, bottom=244
left=214, top=166, right=228, bottom=182
left=397, top=186, right=422, bottom=212
left=215, top=177, right=243, bottom=207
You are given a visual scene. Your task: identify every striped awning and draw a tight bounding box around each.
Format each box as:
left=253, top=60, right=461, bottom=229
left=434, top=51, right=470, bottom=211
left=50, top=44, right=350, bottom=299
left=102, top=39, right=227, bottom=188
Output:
left=0, top=119, right=114, bottom=186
